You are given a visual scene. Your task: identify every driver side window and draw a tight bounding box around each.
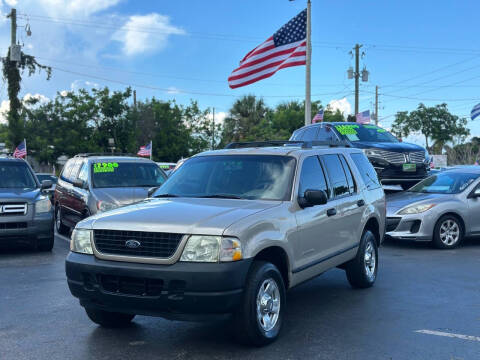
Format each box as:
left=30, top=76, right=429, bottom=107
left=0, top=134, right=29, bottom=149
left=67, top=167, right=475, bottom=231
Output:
left=298, top=156, right=328, bottom=197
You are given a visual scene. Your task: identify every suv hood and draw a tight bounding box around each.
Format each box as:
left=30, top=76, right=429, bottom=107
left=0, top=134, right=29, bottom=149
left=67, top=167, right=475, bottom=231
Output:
left=352, top=141, right=425, bottom=153
left=0, top=188, right=41, bottom=203
left=83, top=197, right=281, bottom=235
left=92, top=187, right=151, bottom=206
left=387, top=191, right=450, bottom=214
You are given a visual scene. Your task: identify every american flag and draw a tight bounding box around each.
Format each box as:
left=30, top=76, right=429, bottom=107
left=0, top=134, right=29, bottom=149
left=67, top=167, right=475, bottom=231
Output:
left=312, top=109, right=324, bottom=123
left=228, top=9, right=307, bottom=89
left=13, top=140, right=27, bottom=158
left=356, top=110, right=371, bottom=124
left=137, top=142, right=152, bottom=157
left=471, top=103, right=480, bottom=121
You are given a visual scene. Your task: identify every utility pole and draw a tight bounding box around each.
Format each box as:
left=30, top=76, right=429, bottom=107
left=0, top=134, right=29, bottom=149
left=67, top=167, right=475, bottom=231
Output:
left=211, top=107, right=215, bottom=150
left=305, top=0, right=312, bottom=126
left=133, top=90, right=137, bottom=108
left=354, top=44, right=362, bottom=116
left=375, top=85, right=379, bottom=125
left=8, top=8, right=16, bottom=48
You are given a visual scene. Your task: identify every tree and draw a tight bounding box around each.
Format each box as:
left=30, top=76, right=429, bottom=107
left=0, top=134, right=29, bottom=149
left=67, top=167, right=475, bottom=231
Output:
left=391, top=103, right=469, bottom=152
left=1, top=48, right=51, bottom=147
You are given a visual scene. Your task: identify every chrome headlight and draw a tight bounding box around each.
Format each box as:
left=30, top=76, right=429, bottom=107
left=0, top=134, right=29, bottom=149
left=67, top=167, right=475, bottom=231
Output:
left=97, top=200, right=118, bottom=213
left=35, top=196, right=52, bottom=214
left=398, top=204, right=436, bottom=215
left=362, top=148, right=382, bottom=157
left=70, top=229, right=93, bottom=254
left=180, top=235, right=242, bottom=262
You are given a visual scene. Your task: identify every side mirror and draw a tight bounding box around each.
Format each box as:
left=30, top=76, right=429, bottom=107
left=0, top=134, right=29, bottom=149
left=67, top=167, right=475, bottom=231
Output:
left=298, top=189, right=328, bottom=208
left=41, top=180, right=53, bottom=190
left=73, top=179, right=86, bottom=189
left=148, top=186, right=159, bottom=198
left=469, top=187, right=480, bottom=199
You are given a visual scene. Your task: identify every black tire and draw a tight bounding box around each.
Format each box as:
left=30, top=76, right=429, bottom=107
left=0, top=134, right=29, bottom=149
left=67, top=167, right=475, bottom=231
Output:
left=234, top=261, right=286, bottom=346
left=432, top=214, right=463, bottom=249
left=85, top=308, right=135, bottom=328
left=345, top=230, right=378, bottom=289
left=37, top=236, right=54, bottom=252
left=55, top=206, right=69, bottom=236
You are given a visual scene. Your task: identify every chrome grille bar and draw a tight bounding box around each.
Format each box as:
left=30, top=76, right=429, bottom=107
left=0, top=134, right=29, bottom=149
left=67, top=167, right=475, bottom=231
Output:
left=374, top=150, right=406, bottom=164
left=409, top=151, right=426, bottom=163
left=0, top=203, right=27, bottom=216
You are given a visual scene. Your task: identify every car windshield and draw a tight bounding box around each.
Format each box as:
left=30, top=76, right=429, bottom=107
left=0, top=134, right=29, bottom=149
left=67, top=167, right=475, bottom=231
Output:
left=0, top=162, right=37, bottom=189
left=91, top=162, right=167, bottom=188
left=154, top=155, right=296, bottom=201
left=335, top=124, right=399, bottom=143
left=37, top=174, right=57, bottom=184
left=409, top=172, right=479, bottom=194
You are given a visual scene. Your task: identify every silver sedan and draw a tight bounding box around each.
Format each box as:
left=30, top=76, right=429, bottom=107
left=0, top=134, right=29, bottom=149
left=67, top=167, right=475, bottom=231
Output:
left=386, top=167, right=480, bottom=249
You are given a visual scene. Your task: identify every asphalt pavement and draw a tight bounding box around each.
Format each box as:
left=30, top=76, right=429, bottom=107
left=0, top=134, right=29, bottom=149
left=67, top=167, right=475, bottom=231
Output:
left=1, top=233, right=480, bottom=360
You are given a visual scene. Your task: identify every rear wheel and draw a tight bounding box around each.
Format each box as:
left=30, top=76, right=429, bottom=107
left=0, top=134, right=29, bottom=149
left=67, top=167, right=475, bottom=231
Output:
left=345, top=230, right=378, bottom=288
left=55, top=206, right=69, bottom=236
left=85, top=308, right=135, bottom=328
left=433, top=215, right=463, bottom=249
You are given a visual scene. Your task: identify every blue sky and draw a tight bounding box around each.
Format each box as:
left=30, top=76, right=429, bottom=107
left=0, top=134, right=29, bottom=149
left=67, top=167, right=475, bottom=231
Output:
left=1, top=0, right=480, bottom=143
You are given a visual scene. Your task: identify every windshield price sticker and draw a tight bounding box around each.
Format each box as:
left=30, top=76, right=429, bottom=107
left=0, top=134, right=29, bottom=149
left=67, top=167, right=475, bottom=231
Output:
left=93, top=162, right=119, bottom=173
left=335, top=124, right=359, bottom=135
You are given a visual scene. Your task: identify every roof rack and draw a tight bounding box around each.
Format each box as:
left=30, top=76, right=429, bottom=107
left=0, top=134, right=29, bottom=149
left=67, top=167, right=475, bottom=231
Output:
left=224, top=140, right=350, bottom=149
left=74, top=153, right=139, bottom=158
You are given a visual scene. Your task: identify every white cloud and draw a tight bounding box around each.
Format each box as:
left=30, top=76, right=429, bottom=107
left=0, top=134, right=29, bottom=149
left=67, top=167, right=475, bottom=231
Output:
left=208, top=111, right=227, bottom=125
left=70, top=80, right=99, bottom=91
left=166, top=86, right=181, bottom=95
left=38, top=0, right=121, bottom=17
left=4, top=0, right=18, bottom=6
left=113, top=13, right=185, bottom=56
left=23, top=93, right=49, bottom=105
left=327, top=97, right=351, bottom=116
left=0, top=100, right=9, bottom=124
left=60, top=90, right=69, bottom=97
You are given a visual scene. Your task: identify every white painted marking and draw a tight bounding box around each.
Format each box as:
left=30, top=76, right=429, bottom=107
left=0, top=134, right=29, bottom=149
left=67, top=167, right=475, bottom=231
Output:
left=415, top=329, right=480, bottom=342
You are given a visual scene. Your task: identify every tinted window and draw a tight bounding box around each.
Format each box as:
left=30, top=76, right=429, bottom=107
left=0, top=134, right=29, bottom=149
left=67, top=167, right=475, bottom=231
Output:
left=409, top=172, right=479, bottom=194
left=36, top=174, right=57, bottom=184
left=92, top=162, right=167, bottom=188
left=78, top=162, right=88, bottom=183
left=335, top=124, right=399, bottom=143
left=351, top=153, right=381, bottom=189
left=69, top=159, right=82, bottom=181
left=298, top=156, right=328, bottom=196
left=155, top=155, right=296, bottom=201
left=339, top=155, right=356, bottom=193
left=317, top=126, right=338, bottom=142
left=291, top=129, right=305, bottom=141
left=321, top=154, right=350, bottom=198
left=0, top=162, right=37, bottom=189
left=302, top=127, right=319, bottom=141
left=60, top=159, right=75, bottom=182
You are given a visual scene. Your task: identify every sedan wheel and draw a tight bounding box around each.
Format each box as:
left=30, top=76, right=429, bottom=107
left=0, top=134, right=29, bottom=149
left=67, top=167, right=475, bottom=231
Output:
left=433, top=215, right=463, bottom=249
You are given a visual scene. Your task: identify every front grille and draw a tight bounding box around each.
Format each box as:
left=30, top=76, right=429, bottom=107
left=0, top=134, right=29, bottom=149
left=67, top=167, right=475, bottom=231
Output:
left=93, top=229, right=184, bottom=258
left=386, top=217, right=402, bottom=232
left=0, top=203, right=27, bottom=216
left=373, top=150, right=406, bottom=164
left=0, top=222, right=27, bottom=230
left=98, top=274, right=164, bottom=297
left=409, top=151, right=426, bottom=163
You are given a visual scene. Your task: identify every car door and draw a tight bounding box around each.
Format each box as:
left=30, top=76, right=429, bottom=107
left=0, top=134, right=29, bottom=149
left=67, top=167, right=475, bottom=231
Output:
left=62, top=158, right=82, bottom=222
left=70, top=160, right=90, bottom=220
left=467, top=180, right=480, bottom=235
left=56, top=159, right=75, bottom=211
left=294, top=155, right=340, bottom=270
left=320, top=154, right=364, bottom=251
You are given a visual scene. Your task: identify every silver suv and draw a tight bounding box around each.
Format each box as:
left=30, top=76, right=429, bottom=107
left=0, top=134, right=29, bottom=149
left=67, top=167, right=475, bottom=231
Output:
left=66, top=141, right=385, bottom=345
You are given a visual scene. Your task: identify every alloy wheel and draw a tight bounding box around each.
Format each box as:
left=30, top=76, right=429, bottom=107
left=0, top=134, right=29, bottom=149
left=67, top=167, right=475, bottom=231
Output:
left=364, top=240, right=376, bottom=281
left=256, top=278, right=281, bottom=332
left=439, top=219, right=460, bottom=246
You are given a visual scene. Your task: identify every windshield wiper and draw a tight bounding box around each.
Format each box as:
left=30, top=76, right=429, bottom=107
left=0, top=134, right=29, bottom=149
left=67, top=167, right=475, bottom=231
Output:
left=154, top=193, right=179, bottom=198
left=200, top=194, right=243, bottom=199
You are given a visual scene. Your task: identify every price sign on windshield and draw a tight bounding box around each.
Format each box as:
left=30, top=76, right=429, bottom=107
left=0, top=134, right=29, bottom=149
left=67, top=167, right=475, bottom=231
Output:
left=93, top=162, right=119, bottom=173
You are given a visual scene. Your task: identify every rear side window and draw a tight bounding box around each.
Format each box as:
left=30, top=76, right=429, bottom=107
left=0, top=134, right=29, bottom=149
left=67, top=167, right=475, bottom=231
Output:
left=60, top=159, right=75, bottom=182
left=317, top=126, right=338, bottom=142
left=291, top=129, right=306, bottom=141
left=321, top=154, right=350, bottom=198
left=350, top=153, right=381, bottom=190
left=302, top=126, right=319, bottom=141
left=339, top=155, right=356, bottom=194
left=298, top=156, right=328, bottom=196
left=69, top=159, right=82, bottom=181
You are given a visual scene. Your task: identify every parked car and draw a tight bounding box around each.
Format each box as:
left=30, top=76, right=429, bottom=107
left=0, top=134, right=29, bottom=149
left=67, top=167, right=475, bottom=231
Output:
left=0, top=157, right=54, bottom=251
left=54, top=154, right=167, bottom=236
left=290, top=122, right=430, bottom=190
left=156, top=162, right=177, bottom=176
left=386, top=167, right=480, bottom=249
left=66, top=141, right=385, bottom=345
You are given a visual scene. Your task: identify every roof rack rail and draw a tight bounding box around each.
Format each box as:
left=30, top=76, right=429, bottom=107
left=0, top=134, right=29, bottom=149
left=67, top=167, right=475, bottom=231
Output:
left=224, top=139, right=350, bottom=149
left=74, top=153, right=139, bottom=158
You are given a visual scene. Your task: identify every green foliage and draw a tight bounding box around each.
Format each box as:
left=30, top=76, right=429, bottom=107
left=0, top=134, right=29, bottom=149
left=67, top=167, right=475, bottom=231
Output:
left=392, top=103, right=470, bottom=151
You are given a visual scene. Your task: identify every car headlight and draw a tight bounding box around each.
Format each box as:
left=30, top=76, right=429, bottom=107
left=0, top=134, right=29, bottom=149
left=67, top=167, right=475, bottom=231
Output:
left=70, top=229, right=93, bottom=254
left=398, top=204, right=436, bottom=215
left=97, top=200, right=118, bottom=213
left=362, top=148, right=382, bottom=157
left=180, top=235, right=242, bottom=262
left=35, top=197, right=52, bottom=214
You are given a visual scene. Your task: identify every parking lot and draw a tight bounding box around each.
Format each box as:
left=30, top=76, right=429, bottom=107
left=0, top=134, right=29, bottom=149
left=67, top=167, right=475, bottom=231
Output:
left=1, top=229, right=479, bottom=360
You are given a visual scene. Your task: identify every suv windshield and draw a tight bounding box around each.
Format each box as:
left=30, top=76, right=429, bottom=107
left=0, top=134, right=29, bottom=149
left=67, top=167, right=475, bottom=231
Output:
left=0, top=162, right=37, bottom=189
left=409, top=172, right=479, bottom=194
left=92, top=162, right=167, bottom=188
left=155, top=155, right=296, bottom=201
left=335, top=124, right=399, bottom=143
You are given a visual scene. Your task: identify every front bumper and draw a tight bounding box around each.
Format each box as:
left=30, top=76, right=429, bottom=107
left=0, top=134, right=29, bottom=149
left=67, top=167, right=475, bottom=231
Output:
left=368, top=157, right=429, bottom=185
left=385, top=210, right=437, bottom=241
left=0, top=212, right=54, bottom=246
left=66, top=252, right=252, bottom=321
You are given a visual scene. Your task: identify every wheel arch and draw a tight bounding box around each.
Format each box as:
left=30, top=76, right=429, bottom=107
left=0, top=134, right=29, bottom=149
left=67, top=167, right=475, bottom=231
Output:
left=252, top=246, right=290, bottom=289
left=363, top=216, right=381, bottom=247
left=436, top=212, right=466, bottom=234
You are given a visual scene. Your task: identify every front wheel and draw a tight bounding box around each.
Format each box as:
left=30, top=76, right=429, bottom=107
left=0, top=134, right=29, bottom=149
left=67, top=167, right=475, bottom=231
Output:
left=55, top=206, right=69, bottom=236
left=85, top=308, right=135, bottom=328
left=345, top=230, right=378, bottom=289
left=432, top=215, right=463, bottom=249
left=234, top=261, right=286, bottom=346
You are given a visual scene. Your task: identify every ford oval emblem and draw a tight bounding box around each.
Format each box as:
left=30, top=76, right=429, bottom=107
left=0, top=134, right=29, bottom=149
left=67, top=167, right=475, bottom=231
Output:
left=125, top=240, right=141, bottom=249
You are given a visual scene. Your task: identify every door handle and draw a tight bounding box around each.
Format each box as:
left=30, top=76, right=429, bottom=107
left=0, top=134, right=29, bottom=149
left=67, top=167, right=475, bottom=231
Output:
left=327, top=208, right=337, bottom=217
left=357, top=199, right=365, bottom=207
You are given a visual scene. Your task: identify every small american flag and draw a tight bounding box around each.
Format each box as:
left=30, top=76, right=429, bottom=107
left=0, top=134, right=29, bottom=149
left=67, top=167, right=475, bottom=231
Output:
left=13, top=140, right=27, bottom=158
left=471, top=103, right=480, bottom=121
left=228, top=9, right=307, bottom=89
left=312, top=110, right=324, bottom=123
left=137, top=142, right=152, bottom=157
left=356, top=110, right=371, bottom=124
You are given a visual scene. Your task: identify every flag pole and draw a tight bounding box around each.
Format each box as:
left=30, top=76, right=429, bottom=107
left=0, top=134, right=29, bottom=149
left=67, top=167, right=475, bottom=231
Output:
left=150, top=140, right=152, bottom=161
left=24, top=138, right=27, bottom=163
left=305, top=0, right=312, bottom=126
